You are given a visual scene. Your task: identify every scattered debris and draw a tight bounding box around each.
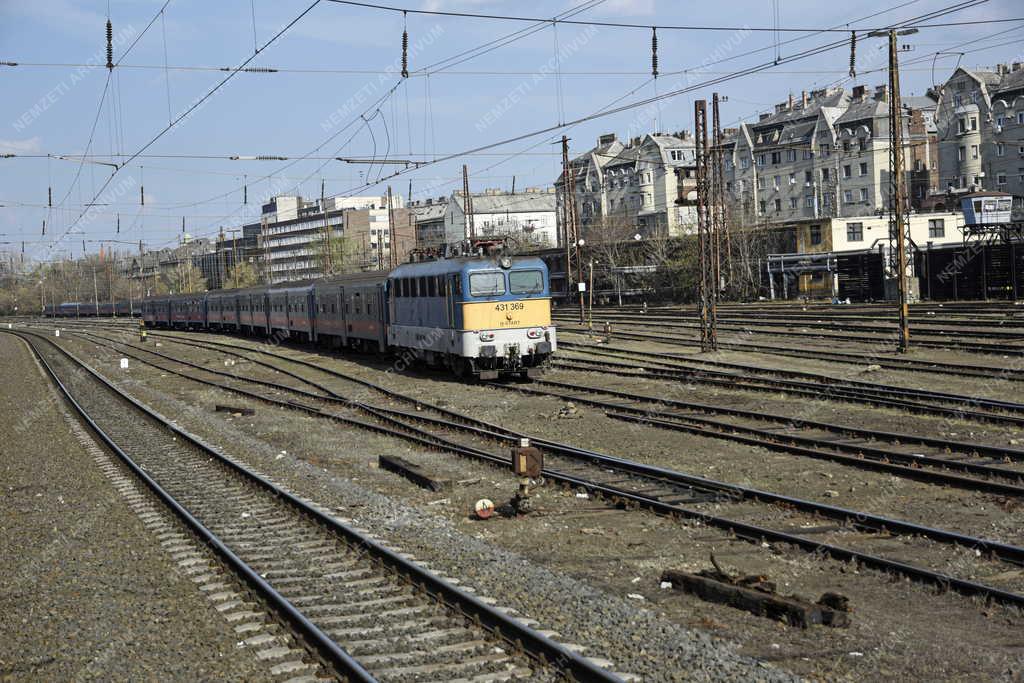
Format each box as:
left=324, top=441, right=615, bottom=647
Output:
left=215, top=404, right=255, bottom=416
left=473, top=498, right=495, bottom=520
left=556, top=402, right=583, bottom=419
left=661, top=555, right=851, bottom=628
left=379, top=454, right=451, bottom=492
left=862, top=364, right=882, bottom=373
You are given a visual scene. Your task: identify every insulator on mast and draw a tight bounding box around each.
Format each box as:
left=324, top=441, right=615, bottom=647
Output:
left=106, top=20, right=114, bottom=71
left=401, top=13, right=409, bottom=78
left=651, top=27, right=659, bottom=78
left=849, top=31, right=857, bottom=78
left=48, top=186, right=52, bottom=207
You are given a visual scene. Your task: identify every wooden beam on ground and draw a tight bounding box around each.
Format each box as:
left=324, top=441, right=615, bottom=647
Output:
left=379, top=455, right=451, bottom=492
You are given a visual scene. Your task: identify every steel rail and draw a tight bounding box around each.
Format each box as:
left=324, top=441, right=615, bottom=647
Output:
left=557, top=341, right=1024, bottom=414
left=13, top=331, right=375, bottom=682
left=555, top=322, right=1024, bottom=377
left=48, top=328, right=1024, bottom=599
left=77, top=327, right=1024, bottom=494
left=552, top=355, right=1024, bottom=426
left=14, top=330, right=618, bottom=683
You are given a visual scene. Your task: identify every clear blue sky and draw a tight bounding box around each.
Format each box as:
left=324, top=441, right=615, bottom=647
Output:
left=0, top=0, right=1019, bottom=262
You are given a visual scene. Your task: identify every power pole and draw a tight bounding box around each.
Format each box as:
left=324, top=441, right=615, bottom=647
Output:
left=228, top=228, right=241, bottom=288
left=92, top=263, right=100, bottom=316
left=560, top=135, right=575, bottom=312
left=711, top=92, right=729, bottom=293
left=321, top=178, right=332, bottom=276
left=387, top=185, right=396, bottom=269
left=886, top=28, right=912, bottom=352
left=461, top=164, right=475, bottom=242
left=695, top=99, right=718, bottom=352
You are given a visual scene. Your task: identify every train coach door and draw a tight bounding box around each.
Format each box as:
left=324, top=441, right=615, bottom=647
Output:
left=446, top=276, right=455, bottom=328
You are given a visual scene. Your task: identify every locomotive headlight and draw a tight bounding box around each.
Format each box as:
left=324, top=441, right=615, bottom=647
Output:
left=527, top=328, right=542, bottom=339
left=480, top=331, right=496, bottom=342
left=500, top=257, right=512, bottom=269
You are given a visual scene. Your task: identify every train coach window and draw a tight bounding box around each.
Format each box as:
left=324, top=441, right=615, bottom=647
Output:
left=509, top=270, right=544, bottom=294
left=419, top=277, right=428, bottom=297
left=469, top=271, right=505, bottom=297
left=427, top=276, right=437, bottom=297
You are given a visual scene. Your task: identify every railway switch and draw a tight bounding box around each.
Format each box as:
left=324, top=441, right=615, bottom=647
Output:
left=511, top=438, right=542, bottom=514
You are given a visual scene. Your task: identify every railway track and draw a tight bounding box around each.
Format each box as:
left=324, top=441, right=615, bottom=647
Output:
left=553, top=322, right=1024, bottom=382
left=14, top=329, right=617, bottom=683
left=552, top=341, right=1024, bottom=426
left=46, top=323, right=1024, bottom=611
left=552, top=313, right=1024, bottom=357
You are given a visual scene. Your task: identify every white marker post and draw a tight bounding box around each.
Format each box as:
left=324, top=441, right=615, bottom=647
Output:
left=55, top=329, right=60, bottom=337
left=120, top=358, right=129, bottom=370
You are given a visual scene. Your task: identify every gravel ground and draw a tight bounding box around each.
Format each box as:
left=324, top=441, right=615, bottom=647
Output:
left=0, top=332, right=278, bottom=682
left=46, top=323, right=1024, bottom=680
left=47, top=325, right=800, bottom=682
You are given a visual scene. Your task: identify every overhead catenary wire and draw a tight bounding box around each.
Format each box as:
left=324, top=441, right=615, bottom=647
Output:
left=48, top=0, right=325, bottom=252
left=324, top=0, right=1006, bottom=33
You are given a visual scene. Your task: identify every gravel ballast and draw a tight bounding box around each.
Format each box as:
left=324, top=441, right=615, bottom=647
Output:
left=0, top=332, right=276, bottom=682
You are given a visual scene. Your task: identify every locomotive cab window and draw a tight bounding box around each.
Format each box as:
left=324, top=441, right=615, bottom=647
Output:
left=509, top=270, right=544, bottom=295
left=469, top=272, right=505, bottom=297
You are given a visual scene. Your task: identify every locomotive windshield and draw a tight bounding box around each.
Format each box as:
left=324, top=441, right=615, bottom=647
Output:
left=509, top=270, right=544, bottom=295
left=469, top=272, right=505, bottom=296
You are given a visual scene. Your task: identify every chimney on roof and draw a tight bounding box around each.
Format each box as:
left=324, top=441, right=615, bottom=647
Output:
left=788, top=93, right=794, bottom=110
left=874, top=84, right=889, bottom=102
left=759, top=113, right=771, bottom=121
left=997, top=63, right=1009, bottom=75
left=1013, top=62, right=1022, bottom=73
left=631, top=136, right=642, bottom=146
left=801, top=90, right=809, bottom=108
left=852, top=85, right=866, bottom=100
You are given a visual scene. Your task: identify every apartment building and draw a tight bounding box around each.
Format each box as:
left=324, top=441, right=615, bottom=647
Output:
left=442, top=188, right=558, bottom=248
left=935, top=63, right=1024, bottom=215
left=724, top=86, right=938, bottom=225
left=556, top=132, right=698, bottom=241
left=258, top=194, right=409, bottom=283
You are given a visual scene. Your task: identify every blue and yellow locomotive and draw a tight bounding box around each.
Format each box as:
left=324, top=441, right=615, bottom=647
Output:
left=53, top=254, right=556, bottom=381
left=388, top=255, right=555, bottom=379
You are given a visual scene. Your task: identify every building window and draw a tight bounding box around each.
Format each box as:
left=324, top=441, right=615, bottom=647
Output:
left=858, top=138, right=868, bottom=151
left=971, top=145, right=979, bottom=160
left=859, top=162, right=868, bottom=176
left=958, top=118, right=967, bottom=134
left=997, top=143, right=1006, bottom=157
left=804, top=170, right=813, bottom=183
left=998, top=173, right=1008, bottom=185
left=928, top=218, right=945, bottom=238
left=953, top=94, right=962, bottom=107
left=741, top=157, right=750, bottom=169
left=757, top=154, right=766, bottom=166
left=843, top=141, right=851, bottom=152
left=860, top=188, right=869, bottom=201
left=843, top=190, right=854, bottom=203
left=758, top=200, right=766, bottom=214
left=789, top=197, right=798, bottom=209
left=787, top=150, right=797, bottom=162
left=821, top=143, right=831, bottom=157
left=970, top=116, right=977, bottom=131
left=771, top=151, right=781, bottom=164
left=773, top=175, right=781, bottom=190
left=997, top=115, right=1005, bottom=128
left=843, top=165, right=852, bottom=178
left=846, top=222, right=864, bottom=241
left=821, top=168, right=830, bottom=181
left=958, top=146, right=965, bottom=162
left=774, top=198, right=782, bottom=211
left=809, top=224, right=822, bottom=245
left=805, top=196, right=815, bottom=209
left=1018, top=112, right=1024, bottom=125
